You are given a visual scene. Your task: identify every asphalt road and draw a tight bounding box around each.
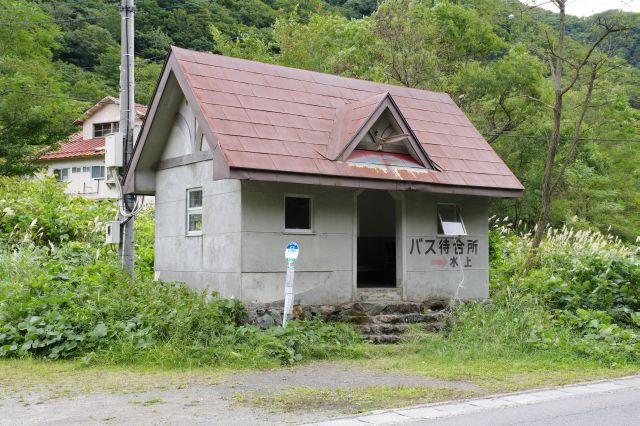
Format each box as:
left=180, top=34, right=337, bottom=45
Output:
left=407, top=387, right=640, bottom=426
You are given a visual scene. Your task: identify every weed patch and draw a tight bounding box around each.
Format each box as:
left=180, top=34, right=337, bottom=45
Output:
left=232, top=385, right=476, bottom=414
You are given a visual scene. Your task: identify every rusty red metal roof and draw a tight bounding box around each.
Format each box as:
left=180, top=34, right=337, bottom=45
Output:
left=40, top=132, right=105, bottom=160
left=130, top=47, right=523, bottom=196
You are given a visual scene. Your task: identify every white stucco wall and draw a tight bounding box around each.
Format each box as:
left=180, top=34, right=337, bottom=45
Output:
left=80, top=102, right=143, bottom=141
left=40, top=157, right=117, bottom=200
left=40, top=100, right=145, bottom=200
left=152, top=98, right=241, bottom=296
left=240, top=181, right=355, bottom=304
left=404, top=193, right=489, bottom=300
left=154, top=168, right=489, bottom=304
left=154, top=161, right=243, bottom=298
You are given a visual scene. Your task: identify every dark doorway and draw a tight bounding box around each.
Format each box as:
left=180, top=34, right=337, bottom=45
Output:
left=357, top=190, right=396, bottom=288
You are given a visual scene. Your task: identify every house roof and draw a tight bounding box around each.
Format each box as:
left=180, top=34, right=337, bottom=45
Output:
left=39, top=132, right=106, bottom=160
left=126, top=47, right=523, bottom=197
left=41, top=97, right=148, bottom=161
left=73, top=96, right=147, bottom=125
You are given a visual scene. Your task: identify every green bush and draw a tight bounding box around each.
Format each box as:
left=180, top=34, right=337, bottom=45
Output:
left=0, top=241, right=361, bottom=365
left=481, top=219, right=640, bottom=363
left=0, top=176, right=362, bottom=366
left=0, top=177, right=115, bottom=247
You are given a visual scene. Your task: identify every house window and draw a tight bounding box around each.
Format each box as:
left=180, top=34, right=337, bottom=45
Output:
left=186, top=188, right=203, bottom=235
left=93, top=122, right=119, bottom=138
left=284, top=195, right=313, bottom=232
left=72, top=167, right=81, bottom=173
left=82, top=166, right=91, bottom=173
left=91, top=165, right=105, bottom=180
left=53, top=168, right=69, bottom=182
left=437, top=204, right=467, bottom=236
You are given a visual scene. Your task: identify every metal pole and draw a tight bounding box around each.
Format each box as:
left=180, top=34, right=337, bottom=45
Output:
left=119, top=0, right=135, bottom=275
left=283, top=261, right=295, bottom=328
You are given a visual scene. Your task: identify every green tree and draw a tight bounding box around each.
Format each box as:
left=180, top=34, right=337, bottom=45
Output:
left=135, top=59, right=163, bottom=105
left=0, top=1, right=79, bottom=176
left=372, top=0, right=506, bottom=89
left=54, top=61, right=114, bottom=103
left=137, top=28, right=173, bottom=60
left=274, top=13, right=384, bottom=80
left=55, top=25, right=118, bottom=70
left=527, top=1, right=628, bottom=263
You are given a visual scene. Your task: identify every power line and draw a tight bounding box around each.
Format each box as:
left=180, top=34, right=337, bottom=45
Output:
left=0, top=13, right=117, bottom=25
left=486, top=133, right=640, bottom=143
left=0, top=3, right=113, bottom=17
left=0, top=0, right=107, bottom=8
left=0, top=0, right=212, bottom=26
left=0, top=90, right=98, bottom=103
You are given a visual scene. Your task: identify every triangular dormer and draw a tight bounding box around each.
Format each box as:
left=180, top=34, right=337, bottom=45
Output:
left=328, top=92, right=436, bottom=170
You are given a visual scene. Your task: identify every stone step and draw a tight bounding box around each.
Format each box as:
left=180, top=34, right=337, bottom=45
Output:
left=368, top=334, right=402, bottom=344
left=358, top=320, right=444, bottom=336
left=356, top=323, right=410, bottom=335
left=373, top=312, right=444, bottom=324
left=357, top=288, right=403, bottom=302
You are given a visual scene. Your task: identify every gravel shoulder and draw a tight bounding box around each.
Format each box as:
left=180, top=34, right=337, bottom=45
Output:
left=1, top=361, right=480, bottom=426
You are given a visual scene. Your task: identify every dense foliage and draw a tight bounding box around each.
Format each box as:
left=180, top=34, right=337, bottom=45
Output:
left=0, top=177, right=363, bottom=367
left=486, top=217, right=640, bottom=362
left=0, top=1, right=77, bottom=175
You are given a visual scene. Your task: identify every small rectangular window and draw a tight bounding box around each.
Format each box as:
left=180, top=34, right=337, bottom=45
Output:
left=91, top=165, right=105, bottom=180
left=54, top=168, right=69, bottom=182
left=437, top=204, right=466, bottom=236
left=82, top=166, right=91, bottom=173
left=93, top=122, right=119, bottom=138
left=285, top=195, right=312, bottom=232
left=72, top=167, right=81, bottom=173
left=186, top=188, right=203, bottom=235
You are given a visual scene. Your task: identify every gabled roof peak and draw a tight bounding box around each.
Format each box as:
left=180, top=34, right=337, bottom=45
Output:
left=328, top=92, right=436, bottom=170
left=73, top=96, right=148, bottom=125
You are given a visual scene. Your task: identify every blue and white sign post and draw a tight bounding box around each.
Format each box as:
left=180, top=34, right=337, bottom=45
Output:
left=283, top=242, right=299, bottom=328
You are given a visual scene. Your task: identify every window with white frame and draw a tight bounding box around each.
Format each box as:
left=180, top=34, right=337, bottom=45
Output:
left=284, top=195, right=313, bottom=232
left=82, top=166, right=91, bottom=173
left=93, top=122, right=119, bottom=138
left=186, top=188, right=203, bottom=235
left=53, top=168, right=69, bottom=182
left=91, top=165, right=105, bottom=180
left=72, top=167, right=81, bottom=173
left=437, top=204, right=467, bottom=236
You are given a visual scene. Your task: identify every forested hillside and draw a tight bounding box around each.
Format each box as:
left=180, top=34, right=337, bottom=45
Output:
left=0, top=0, right=638, bottom=240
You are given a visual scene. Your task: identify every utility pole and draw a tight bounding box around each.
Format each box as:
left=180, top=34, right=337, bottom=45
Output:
left=119, top=0, right=135, bottom=274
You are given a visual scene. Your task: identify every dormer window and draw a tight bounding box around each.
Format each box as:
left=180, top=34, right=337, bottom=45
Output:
left=330, top=93, right=436, bottom=171
left=94, top=122, right=119, bottom=138
left=356, top=112, right=412, bottom=156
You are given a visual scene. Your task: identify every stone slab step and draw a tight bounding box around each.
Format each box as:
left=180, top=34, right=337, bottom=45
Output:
left=373, top=312, right=444, bottom=324
left=356, top=323, right=410, bottom=335
left=368, top=334, right=402, bottom=344
left=357, top=288, right=403, bottom=302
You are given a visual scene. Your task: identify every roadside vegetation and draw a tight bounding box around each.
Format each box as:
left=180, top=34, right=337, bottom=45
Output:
left=1, top=177, right=638, bottom=384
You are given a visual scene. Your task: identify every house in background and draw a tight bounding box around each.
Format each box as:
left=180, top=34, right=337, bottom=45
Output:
left=125, top=47, right=523, bottom=305
left=39, top=96, right=147, bottom=200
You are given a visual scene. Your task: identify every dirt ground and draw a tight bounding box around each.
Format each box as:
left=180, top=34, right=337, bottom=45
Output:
left=0, top=362, right=481, bottom=425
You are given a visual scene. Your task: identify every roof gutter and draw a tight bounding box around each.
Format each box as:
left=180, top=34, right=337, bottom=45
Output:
left=228, top=168, right=523, bottom=199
